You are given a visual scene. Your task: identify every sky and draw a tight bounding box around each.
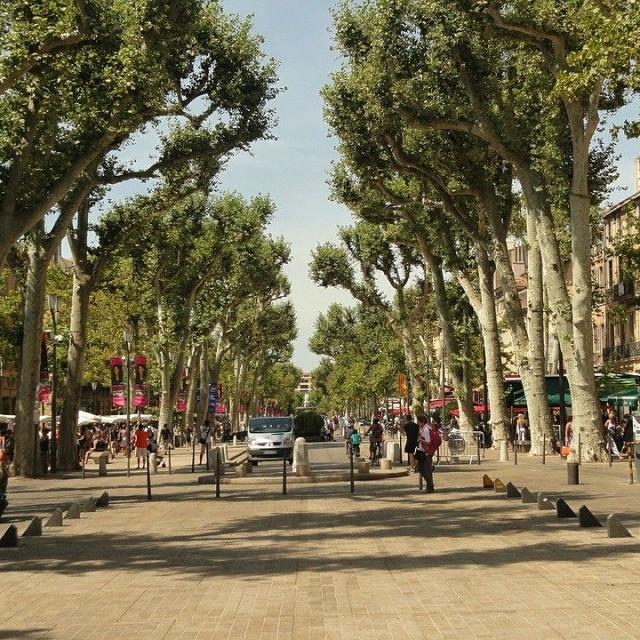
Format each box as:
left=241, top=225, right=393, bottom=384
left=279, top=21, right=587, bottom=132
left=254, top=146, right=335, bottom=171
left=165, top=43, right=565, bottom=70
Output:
left=218, top=0, right=355, bottom=373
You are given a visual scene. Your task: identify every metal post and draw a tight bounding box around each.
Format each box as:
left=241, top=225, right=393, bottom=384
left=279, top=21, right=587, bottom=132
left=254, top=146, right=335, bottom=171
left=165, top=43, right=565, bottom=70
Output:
left=0, top=358, right=3, bottom=415
left=48, top=297, right=58, bottom=474
left=124, top=331, right=132, bottom=478
left=168, top=444, right=172, bottom=474
left=349, top=449, right=355, bottom=493
left=542, top=434, right=546, bottom=465
left=577, top=432, right=582, bottom=465
left=608, top=433, right=613, bottom=468
left=282, top=457, right=287, bottom=495
left=476, top=434, right=481, bottom=466
left=419, top=466, right=423, bottom=490
left=205, top=439, right=210, bottom=471
left=440, top=339, right=446, bottom=429
left=629, top=444, right=634, bottom=485
left=513, top=439, right=518, bottom=465
left=215, top=448, right=221, bottom=498
left=191, top=431, right=196, bottom=472
left=146, top=450, right=152, bottom=500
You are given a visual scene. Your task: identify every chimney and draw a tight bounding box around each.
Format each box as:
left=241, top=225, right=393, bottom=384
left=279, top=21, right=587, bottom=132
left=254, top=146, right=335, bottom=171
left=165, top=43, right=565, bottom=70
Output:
left=636, top=157, right=640, bottom=193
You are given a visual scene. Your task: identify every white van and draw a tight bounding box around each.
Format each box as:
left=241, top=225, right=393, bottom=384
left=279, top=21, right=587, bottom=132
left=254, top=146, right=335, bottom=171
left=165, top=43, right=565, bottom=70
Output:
left=247, top=416, right=295, bottom=463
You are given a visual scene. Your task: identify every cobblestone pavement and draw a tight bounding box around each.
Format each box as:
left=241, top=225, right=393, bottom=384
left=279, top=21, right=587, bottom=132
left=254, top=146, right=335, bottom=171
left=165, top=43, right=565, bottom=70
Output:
left=2, top=442, right=640, bottom=639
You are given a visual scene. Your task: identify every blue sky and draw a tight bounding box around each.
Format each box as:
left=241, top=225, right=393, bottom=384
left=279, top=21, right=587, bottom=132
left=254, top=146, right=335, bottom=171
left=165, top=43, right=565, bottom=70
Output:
left=219, top=1, right=355, bottom=372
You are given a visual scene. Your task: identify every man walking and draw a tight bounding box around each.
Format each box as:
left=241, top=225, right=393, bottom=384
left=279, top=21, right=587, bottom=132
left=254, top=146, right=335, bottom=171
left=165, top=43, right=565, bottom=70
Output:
left=416, top=414, right=441, bottom=493
left=199, top=419, right=212, bottom=465
left=133, top=424, right=149, bottom=470
left=401, top=413, right=419, bottom=471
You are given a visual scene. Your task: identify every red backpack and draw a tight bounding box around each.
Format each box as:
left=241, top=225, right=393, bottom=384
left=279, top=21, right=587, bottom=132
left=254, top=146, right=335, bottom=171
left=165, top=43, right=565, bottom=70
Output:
left=425, top=425, right=442, bottom=455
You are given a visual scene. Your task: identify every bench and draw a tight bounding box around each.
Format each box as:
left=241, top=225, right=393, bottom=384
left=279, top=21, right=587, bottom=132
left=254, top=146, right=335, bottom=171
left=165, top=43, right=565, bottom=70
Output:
left=86, top=451, right=110, bottom=476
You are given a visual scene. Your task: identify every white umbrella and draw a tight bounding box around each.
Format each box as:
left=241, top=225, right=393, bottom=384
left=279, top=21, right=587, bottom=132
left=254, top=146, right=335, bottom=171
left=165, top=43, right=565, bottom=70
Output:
left=78, top=410, right=102, bottom=426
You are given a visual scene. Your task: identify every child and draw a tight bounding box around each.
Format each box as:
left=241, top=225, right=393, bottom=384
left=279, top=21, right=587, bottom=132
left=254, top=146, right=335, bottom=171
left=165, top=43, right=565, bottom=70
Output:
left=350, top=429, right=362, bottom=458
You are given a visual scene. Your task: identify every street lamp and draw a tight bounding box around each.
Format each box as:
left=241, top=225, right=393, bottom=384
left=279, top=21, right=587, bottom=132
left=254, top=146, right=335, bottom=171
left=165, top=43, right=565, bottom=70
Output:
left=0, top=357, right=4, bottom=415
left=124, top=327, right=133, bottom=478
left=91, top=381, right=98, bottom=414
left=47, top=294, right=60, bottom=474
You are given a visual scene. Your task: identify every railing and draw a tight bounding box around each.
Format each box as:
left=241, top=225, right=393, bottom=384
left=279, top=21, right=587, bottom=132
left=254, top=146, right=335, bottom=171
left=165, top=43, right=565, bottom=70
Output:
left=603, top=341, right=640, bottom=362
left=606, top=280, right=636, bottom=301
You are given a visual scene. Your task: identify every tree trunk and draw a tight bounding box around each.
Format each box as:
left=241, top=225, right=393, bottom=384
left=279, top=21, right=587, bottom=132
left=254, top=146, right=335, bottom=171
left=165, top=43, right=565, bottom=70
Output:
left=475, top=248, right=510, bottom=444
left=195, top=340, right=209, bottom=427
left=184, top=345, right=201, bottom=437
left=58, top=274, right=92, bottom=470
left=14, top=239, right=48, bottom=477
left=457, top=332, right=476, bottom=430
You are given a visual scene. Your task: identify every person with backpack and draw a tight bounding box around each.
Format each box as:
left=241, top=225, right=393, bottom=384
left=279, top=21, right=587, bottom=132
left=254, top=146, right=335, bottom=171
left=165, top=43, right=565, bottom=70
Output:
left=349, top=428, right=362, bottom=458
left=415, top=414, right=441, bottom=493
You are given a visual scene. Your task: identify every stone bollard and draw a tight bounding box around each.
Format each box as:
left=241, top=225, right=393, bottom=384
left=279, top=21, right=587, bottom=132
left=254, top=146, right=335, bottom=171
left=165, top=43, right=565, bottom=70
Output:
left=380, top=458, right=393, bottom=471
left=386, top=441, right=402, bottom=463
left=235, top=463, right=247, bottom=478
left=567, top=462, right=579, bottom=485
left=98, top=454, right=108, bottom=476
left=149, top=453, right=158, bottom=474
left=295, top=463, right=311, bottom=477
left=499, top=440, right=509, bottom=462
left=292, top=437, right=309, bottom=474
left=357, top=460, right=370, bottom=475
left=233, top=435, right=237, bottom=446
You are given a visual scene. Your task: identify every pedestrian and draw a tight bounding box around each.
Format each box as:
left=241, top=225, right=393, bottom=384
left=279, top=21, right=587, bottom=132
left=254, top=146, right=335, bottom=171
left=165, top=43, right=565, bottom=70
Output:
left=199, top=419, right=212, bottom=465
left=415, top=414, right=441, bottom=493
left=160, top=423, right=172, bottom=454
left=39, top=426, right=50, bottom=475
left=401, top=413, right=419, bottom=471
left=349, top=428, right=361, bottom=458
left=133, top=423, right=149, bottom=469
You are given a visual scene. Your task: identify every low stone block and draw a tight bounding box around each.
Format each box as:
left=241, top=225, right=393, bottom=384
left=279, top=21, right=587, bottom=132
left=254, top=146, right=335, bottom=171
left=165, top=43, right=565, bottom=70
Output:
left=537, top=492, right=554, bottom=510
left=82, top=497, right=96, bottom=513
left=22, top=517, right=42, bottom=537
left=506, top=482, right=521, bottom=498
left=234, top=464, right=247, bottom=478
left=95, top=492, right=109, bottom=508
left=65, top=503, right=81, bottom=520
left=607, top=514, right=633, bottom=538
left=357, top=461, right=370, bottom=475
left=578, top=505, right=602, bottom=528
left=494, top=478, right=506, bottom=493
left=482, top=474, right=494, bottom=489
left=295, top=463, right=310, bottom=477
left=45, top=508, right=63, bottom=527
left=380, top=458, right=392, bottom=471
left=0, top=524, right=18, bottom=548
left=556, top=498, right=577, bottom=518
left=521, top=487, right=537, bottom=504
left=98, top=454, right=108, bottom=476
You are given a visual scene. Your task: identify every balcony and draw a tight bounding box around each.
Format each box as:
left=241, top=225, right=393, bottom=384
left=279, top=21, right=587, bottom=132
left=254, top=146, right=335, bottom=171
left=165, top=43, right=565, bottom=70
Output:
left=603, top=341, right=640, bottom=362
left=606, top=280, right=636, bottom=302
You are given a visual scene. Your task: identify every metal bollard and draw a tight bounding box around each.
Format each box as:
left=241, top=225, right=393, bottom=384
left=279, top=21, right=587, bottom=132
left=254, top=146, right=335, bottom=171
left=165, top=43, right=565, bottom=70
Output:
left=418, top=467, right=423, bottom=491
left=282, top=457, right=287, bottom=495
left=205, top=442, right=210, bottom=471
left=349, top=449, right=355, bottom=493
left=146, top=451, right=152, bottom=500
left=542, top=434, right=546, bottom=465
left=476, top=436, right=481, bottom=466
left=168, top=446, right=172, bottom=474
left=513, top=440, right=518, bottom=465
left=608, top=434, right=613, bottom=468
left=629, top=444, right=635, bottom=485
left=215, top=448, right=221, bottom=498
left=191, top=438, right=196, bottom=473
left=567, top=461, right=579, bottom=485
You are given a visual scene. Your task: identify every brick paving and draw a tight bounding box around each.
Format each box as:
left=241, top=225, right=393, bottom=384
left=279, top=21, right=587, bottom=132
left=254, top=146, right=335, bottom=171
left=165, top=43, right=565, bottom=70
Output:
left=1, top=443, right=640, bottom=639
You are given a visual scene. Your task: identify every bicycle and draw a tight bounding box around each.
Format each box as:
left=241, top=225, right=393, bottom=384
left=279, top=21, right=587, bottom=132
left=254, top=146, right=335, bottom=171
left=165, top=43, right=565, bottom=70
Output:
left=369, top=439, right=383, bottom=466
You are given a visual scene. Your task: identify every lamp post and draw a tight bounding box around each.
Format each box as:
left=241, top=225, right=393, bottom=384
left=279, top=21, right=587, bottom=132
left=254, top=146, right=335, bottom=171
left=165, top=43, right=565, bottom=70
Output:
left=124, top=328, right=132, bottom=477
left=48, top=294, right=60, bottom=474
left=91, top=381, right=98, bottom=414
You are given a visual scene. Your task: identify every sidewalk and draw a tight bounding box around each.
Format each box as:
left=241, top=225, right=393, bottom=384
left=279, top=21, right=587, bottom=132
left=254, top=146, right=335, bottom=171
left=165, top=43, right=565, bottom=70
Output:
left=1, top=445, right=640, bottom=639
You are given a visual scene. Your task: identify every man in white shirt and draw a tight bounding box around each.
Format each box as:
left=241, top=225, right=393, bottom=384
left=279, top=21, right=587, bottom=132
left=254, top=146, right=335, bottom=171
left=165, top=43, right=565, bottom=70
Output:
left=199, top=419, right=212, bottom=465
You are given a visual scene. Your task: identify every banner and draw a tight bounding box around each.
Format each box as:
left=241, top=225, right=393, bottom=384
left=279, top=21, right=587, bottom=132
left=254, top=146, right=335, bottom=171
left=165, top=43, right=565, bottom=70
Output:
left=133, top=355, right=147, bottom=408
left=217, top=383, right=224, bottom=400
left=215, top=402, right=225, bottom=415
left=109, top=356, right=126, bottom=407
left=176, top=390, right=187, bottom=412
left=208, top=383, right=218, bottom=413
left=39, top=333, right=50, bottom=403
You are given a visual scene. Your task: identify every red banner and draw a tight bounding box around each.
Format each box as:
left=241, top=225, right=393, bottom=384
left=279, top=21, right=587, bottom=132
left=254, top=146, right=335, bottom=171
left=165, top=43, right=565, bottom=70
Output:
left=176, top=391, right=187, bottom=412
left=109, top=356, right=125, bottom=407
left=215, top=402, right=225, bottom=415
left=134, top=384, right=147, bottom=408
left=134, top=355, right=147, bottom=385
left=38, top=385, right=51, bottom=403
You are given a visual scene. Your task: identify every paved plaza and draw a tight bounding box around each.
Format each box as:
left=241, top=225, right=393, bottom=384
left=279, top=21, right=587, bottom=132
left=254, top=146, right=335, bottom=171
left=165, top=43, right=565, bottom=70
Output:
left=2, top=442, right=640, bottom=640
